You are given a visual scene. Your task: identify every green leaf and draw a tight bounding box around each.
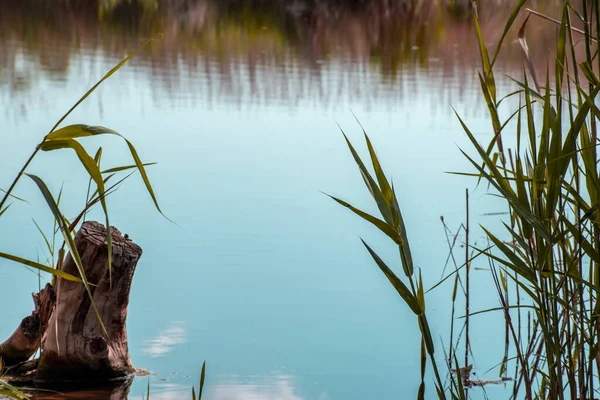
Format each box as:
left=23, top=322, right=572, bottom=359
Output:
left=0, top=188, right=27, bottom=203
left=391, top=182, right=414, bottom=278
left=45, top=124, right=119, bottom=141
left=40, top=138, right=113, bottom=286
left=361, top=239, right=421, bottom=315
left=25, top=173, right=108, bottom=337
left=340, top=129, right=394, bottom=226
left=0, top=203, right=11, bottom=217
left=101, top=162, right=157, bottom=174
left=326, top=193, right=403, bottom=244
left=417, top=269, right=425, bottom=312
left=490, top=0, right=527, bottom=67
left=32, top=218, right=53, bottom=256
left=481, top=227, right=537, bottom=283
left=44, top=125, right=166, bottom=220
left=124, top=139, right=165, bottom=216
left=518, top=15, right=540, bottom=92
left=0, top=251, right=83, bottom=283
left=418, top=314, right=435, bottom=355
left=473, top=8, right=496, bottom=101
left=198, top=360, right=206, bottom=400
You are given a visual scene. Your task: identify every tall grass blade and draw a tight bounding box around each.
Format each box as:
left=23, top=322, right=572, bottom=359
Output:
left=40, top=138, right=114, bottom=284
left=0, top=251, right=83, bottom=282
left=339, top=129, right=394, bottom=226
left=518, top=16, right=541, bottom=92
left=490, top=0, right=527, bottom=67
left=361, top=239, right=421, bottom=314
left=26, top=173, right=108, bottom=337
left=325, top=194, right=402, bottom=244
left=199, top=360, right=206, bottom=400
left=0, top=204, right=11, bottom=217
left=101, top=162, right=157, bottom=174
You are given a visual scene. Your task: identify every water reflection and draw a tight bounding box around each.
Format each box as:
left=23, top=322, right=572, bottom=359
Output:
left=0, top=0, right=567, bottom=116
left=143, top=321, right=187, bottom=358
left=128, top=375, right=308, bottom=400
left=29, top=380, right=133, bottom=400
left=209, top=376, right=307, bottom=400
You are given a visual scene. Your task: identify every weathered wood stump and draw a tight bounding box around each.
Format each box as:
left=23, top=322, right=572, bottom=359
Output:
left=34, top=221, right=142, bottom=384
left=0, top=284, right=56, bottom=367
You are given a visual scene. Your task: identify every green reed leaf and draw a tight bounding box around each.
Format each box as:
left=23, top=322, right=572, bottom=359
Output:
left=326, top=193, right=402, bottom=244
left=25, top=173, right=108, bottom=337
left=482, top=227, right=537, bottom=283
left=518, top=15, right=540, bottom=92
left=361, top=239, right=421, bottom=315
left=44, top=124, right=166, bottom=219
left=198, top=360, right=206, bottom=400
left=101, top=162, right=157, bottom=174
left=418, top=314, right=435, bottom=355
left=46, top=124, right=119, bottom=141
left=0, top=204, right=11, bottom=217
left=40, top=138, right=113, bottom=285
left=0, top=251, right=83, bottom=283
left=340, top=129, right=394, bottom=226
left=490, top=0, right=527, bottom=67
left=473, top=8, right=496, bottom=101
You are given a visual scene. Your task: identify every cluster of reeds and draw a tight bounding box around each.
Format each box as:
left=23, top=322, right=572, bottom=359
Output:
left=332, top=0, right=600, bottom=398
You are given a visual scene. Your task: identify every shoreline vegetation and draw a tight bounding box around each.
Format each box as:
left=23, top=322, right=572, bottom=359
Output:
left=1, top=0, right=570, bottom=113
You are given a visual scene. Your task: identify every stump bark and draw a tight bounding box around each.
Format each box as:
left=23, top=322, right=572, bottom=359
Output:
left=34, top=221, right=142, bottom=384
left=0, top=284, right=55, bottom=367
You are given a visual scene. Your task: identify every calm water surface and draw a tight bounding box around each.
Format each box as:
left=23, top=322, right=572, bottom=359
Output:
left=0, top=1, right=566, bottom=399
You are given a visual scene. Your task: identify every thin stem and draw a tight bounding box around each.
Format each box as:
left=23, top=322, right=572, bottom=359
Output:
left=465, top=189, right=470, bottom=371
left=0, top=145, right=42, bottom=212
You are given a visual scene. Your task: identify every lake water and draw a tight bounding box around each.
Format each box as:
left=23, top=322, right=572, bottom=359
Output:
left=0, top=1, right=565, bottom=399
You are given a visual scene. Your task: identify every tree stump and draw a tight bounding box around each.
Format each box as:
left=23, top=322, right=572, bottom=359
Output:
left=0, top=284, right=56, bottom=367
left=34, top=221, right=142, bottom=384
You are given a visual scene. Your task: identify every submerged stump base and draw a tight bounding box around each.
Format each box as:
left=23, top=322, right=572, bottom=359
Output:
left=1, top=221, right=142, bottom=388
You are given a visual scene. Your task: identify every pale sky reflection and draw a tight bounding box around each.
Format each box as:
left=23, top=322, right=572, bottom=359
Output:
left=130, top=375, right=323, bottom=400
left=142, top=321, right=187, bottom=357
left=208, top=375, right=307, bottom=400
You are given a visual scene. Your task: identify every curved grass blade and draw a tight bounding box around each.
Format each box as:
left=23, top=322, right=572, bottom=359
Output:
left=418, top=336, right=426, bottom=400
left=26, top=173, right=108, bottom=337
left=46, top=125, right=119, bottom=141
left=481, top=227, right=537, bottom=283
left=0, top=188, right=27, bottom=203
left=0, top=204, right=11, bottom=217
left=44, top=125, right=166, bottom=219
left=40, top=138, right=114, bottom=285
left=391, top=183, right=414, bottom=277
left=339, top=128, right=394, bottom=226
left=199, top=360, right=206, bottom=400
left=325, top=193, right=402, bottom=244
left=361, top=239, right=421, bottom=315
left=518, top=15, right=541, bottom=92
left=0, top=380, right=28, bottom=400
left=473, top=6, right=496, bottom=101
left=124, top=139, right=165, bottom=217
left=490, top=0, right=527, bottom=67
left=32, top=218, right=53, bottom=256
left=0, top=251, right=83, bottom=283
left=101, top=162, right=157, bottom=174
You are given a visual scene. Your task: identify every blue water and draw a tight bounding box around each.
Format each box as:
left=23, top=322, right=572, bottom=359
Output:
left=0, top=8, right=534, bottom=399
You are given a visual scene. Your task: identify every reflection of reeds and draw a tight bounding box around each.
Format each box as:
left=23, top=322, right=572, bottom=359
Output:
left=0, top=0, right=569, bottom=114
